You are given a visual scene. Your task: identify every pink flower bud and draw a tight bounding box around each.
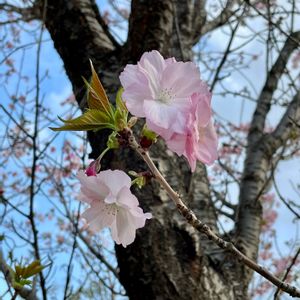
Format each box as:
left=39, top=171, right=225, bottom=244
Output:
left=85, top=160, right=100, bottom=177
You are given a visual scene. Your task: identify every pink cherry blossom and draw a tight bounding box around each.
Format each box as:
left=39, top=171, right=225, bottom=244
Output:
left=120, top=50, right=203, bottom=133
left=120, top=50, right=218, bottom=171
left=165, top=93, right=218, bottom=171
left=77, top=170, right=152, bottom=247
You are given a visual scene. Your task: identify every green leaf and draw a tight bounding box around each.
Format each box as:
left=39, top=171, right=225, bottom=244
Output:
left=12, top=260, right=46, bottom=289
left=131, top=176, right=146, bottom=189
left=50, top=109, right=115, bottom=132
left=115, top=88, right=127, bottom=114
left=114, top=88, right=128, bottom=130
left=22, top=261, right=45, bottom=279
left=83, top=60, right=114, bottom=117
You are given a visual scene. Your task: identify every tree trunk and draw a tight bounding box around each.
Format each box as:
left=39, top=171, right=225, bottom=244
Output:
left=38, top=0, right=263, bottom=299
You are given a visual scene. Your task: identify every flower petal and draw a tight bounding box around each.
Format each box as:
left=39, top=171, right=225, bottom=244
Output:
left=98, top=169, right=131, bottom=196
left=115, top=209, right=136, bottom=247
left=129, top=206, right=152, bottom=228
left=166, top=133, right=187, bottom=156
left=161, top=62, right=202, bottom=97
left=116, top=186, right=139, bottom=209
left=144, top=100, right=178, bottom=129
left=120, top=64, right=152, bottom=117
left=138, top=50, right=166, bottom=96
left=192, top=92, right=212, bottom=127
left=82, top=202, right=115, bottom=232
left=77, top=171, right=109, bottom=203
left=196, top=121, right=218, bottom=165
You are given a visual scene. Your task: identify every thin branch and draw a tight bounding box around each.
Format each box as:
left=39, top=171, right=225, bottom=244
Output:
left=126, top=129, right=300, bottom=298
left=274, top=247, right=300, bottom=299
left=248, top=31, right=300, bottom=147
left=172, top=0, right=184, bottom=60
left=210, top=18, right=241, bottom=91
left=272, top=174, right=300, bottom=219
left=201, top=0, right=239, bottom=36
left=28, top=1, right=48, bottom=299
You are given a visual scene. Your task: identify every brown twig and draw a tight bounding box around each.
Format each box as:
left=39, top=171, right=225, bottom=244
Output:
left=274, top=247, right=300, bottom=299
left=127, top=129, right=300, bottom=298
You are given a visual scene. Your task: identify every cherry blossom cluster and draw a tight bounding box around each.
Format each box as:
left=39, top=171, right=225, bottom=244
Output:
left=68, top=50, right=219, bottom=247
left=120, top=50, right=218, bottom=171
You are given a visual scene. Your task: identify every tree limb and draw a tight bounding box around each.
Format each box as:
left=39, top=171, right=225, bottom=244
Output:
left=127, top=129, right=300, bottom=299
left=248, top=31, right=300, bottom=147
left=200, top=0, right=238, bottom=37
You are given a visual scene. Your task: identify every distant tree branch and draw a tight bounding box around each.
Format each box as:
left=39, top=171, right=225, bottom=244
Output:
left=274, top=247, right=300, bottom=299
left=268, top=91, right=300, bottom=151
left=0, top=2, right=41, bottom=20
left=200, top=0, right=239, bottom=37
left=248, top=31, right=300, bottom=147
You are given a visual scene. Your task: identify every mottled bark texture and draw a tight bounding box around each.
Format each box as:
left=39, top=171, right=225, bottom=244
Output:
left=31, top=0, right=300, bottom=299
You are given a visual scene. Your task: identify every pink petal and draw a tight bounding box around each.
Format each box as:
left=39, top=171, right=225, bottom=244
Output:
left=77, top=171, right=109, bottom=202
left=196, top=121, right=218, bottom=165
left=129, top=206, right=152, bottom=228
left=166, top=133, right=187, bottom=156
left=165, top=57, right=176, bottom=64
left=138, top=50, right=166, bottom=95
left=98, top=169, right=131, bottom=196
left=119, top=64, right=147, bottom=89
left=184, top=135, right=197, bottom=172
left=192, top=92, right=212, bottom=127
left=120, top=64, right=152, bottom=117
left=122, top=83, right=151, bottom=117
left=144, top=100, right=178, bottom=129
left=161, top=62, right=202, bottom=97
left=82, top=202, right=115, bottom=232
left=116, top=186, right=139, bottom=209
left=110, top=220, right=120, bottom=244
left=104, top=192, right=117, bottom=204
left=115, top=209, right=137, bottom=247
left=146, top=119, right=173, bottom=140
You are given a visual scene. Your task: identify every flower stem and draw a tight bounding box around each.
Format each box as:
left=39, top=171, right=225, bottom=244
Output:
left=98, top=147, right=110, bottom=162
left=127, top=129, right=300, bottom=298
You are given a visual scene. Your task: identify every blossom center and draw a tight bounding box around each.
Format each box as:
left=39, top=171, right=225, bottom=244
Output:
left=104, top=203, right=119, bottom=216
left=157, top=88, right=173, bottom=103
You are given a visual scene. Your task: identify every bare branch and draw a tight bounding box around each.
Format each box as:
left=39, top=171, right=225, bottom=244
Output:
left=200, top=1, right=239, bottom=37
left=127, top=129, right=300, bottom=299
left=248, top=31, right=300, bottom=147
left=268, top=91, right=300, bottom=149
left=0, top=2, right=41, bottom=20
left=274, top=247, right=300, bottom=299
